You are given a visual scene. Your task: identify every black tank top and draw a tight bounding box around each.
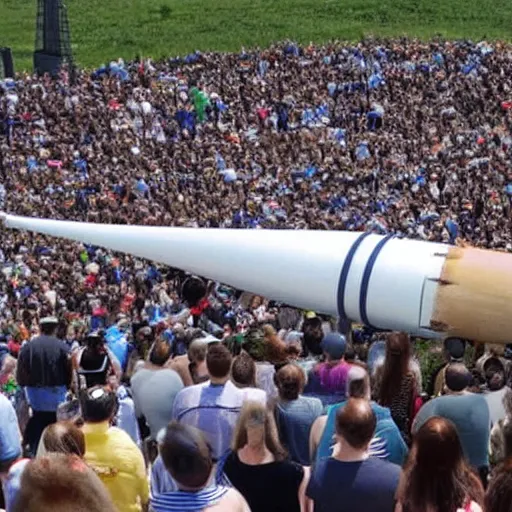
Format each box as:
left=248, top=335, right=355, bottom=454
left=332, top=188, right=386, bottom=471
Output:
left=222, top=451, right=303, bottom=512
left=77, top=347, right=112, bottom=388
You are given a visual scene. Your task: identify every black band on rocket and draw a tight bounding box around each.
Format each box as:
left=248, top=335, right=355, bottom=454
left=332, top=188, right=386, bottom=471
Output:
left=336, top=231, right=371, bottom=323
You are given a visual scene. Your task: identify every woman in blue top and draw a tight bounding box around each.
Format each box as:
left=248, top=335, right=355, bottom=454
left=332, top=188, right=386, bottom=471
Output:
left=274, top=363, right=323, bottom=465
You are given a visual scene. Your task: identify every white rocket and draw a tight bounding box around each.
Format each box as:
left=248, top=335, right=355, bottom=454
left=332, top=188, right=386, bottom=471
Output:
left=2, top=212, right=511, bottom=343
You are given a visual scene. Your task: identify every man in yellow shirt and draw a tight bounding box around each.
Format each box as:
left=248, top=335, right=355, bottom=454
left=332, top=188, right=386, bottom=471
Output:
left=81, top=386, right=149, bottom=512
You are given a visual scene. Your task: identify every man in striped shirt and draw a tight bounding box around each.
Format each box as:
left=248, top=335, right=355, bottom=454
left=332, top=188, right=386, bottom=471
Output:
left=171, top=343, right=245, bottom=461
left=149, top=422, right=249, bottom=512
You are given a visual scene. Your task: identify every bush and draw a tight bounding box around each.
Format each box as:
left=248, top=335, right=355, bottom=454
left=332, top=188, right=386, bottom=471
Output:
left=159, top=4, right=172, bottom=20
left=413, top=338, right=444, bottom=388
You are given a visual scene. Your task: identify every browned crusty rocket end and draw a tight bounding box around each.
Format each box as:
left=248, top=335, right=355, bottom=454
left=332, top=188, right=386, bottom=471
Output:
left=432, top=246, right=512, bottom=343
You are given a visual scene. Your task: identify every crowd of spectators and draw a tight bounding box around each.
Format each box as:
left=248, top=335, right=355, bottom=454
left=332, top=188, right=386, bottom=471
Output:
left=2, top=316, right=512, bottom=511
left=1, top=38, right=512, bottom=511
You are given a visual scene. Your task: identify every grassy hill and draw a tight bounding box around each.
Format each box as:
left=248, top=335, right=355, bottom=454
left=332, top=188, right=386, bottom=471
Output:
left=1, top=0, right=512, bottom=70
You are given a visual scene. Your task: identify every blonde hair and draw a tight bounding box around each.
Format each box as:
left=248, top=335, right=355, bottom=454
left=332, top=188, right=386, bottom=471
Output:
left=231, top=401, right=287, bottom=461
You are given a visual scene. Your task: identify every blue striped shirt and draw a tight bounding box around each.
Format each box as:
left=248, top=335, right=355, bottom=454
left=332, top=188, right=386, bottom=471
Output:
left=172, top=381, right=245, bottom=460
left=150, top=485, right=229, bottom=511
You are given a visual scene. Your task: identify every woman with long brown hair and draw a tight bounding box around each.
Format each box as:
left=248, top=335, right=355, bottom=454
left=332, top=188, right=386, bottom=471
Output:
left=221, top=401, right=310, bottom=512
left=396, top=417, right=484, bottom=512
left=485, top=456, right=512, bottom=512
left=373, top=332, right=420, bottom=443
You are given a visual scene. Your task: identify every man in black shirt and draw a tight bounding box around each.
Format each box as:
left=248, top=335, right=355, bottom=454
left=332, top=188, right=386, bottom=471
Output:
left=16, top=316, right=72, bottom=456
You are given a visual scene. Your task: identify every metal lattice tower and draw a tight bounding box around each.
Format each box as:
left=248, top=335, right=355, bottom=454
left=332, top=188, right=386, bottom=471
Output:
left=34, top=0, right=73, bottom=76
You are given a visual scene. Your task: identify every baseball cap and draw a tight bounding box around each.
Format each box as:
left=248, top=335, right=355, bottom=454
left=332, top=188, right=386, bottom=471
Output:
left=320, top=332, right=347, bottom=360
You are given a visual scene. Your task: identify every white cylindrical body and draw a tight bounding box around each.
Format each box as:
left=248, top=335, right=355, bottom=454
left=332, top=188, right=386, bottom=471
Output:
left=2, top=213, right=449, bottom=338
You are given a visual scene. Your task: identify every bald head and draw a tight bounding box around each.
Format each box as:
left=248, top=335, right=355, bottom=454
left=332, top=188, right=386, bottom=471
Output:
left=335, top=398, right=376, bottom=450
left=346, top=366, right=371, bottom=399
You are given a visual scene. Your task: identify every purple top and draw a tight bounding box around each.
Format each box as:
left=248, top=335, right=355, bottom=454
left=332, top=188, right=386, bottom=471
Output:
left=304, top=361, right=352, bottom=406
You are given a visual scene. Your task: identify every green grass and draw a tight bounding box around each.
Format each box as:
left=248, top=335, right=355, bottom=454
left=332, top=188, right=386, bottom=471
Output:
left=1, top=0, right=512, bottom=70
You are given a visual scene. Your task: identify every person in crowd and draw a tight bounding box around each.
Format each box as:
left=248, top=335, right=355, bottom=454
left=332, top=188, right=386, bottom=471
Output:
left=6, top=420, right=86, bottom=510
left=221, top=400, right=309, bottom=512
left=0, top=392, right=23, bottom=511
left=263, top=324, right=301, bottom=364
left=301, top=315, right=324, bottom=359
left=396, top=417, right=484, bottom=512
left=0, top=348, right=18, bottom=401
left=485, top=457, right=512, bottom=512
left=0, top=392, right=21, bottom=474
left=427, top=338, right=466, bottom=397
left=74, top=330, right=121, bottom=389
left=344, top=343, right=367, bottom=370
left=150, top=419, right=242, bottom=498
left=413, top=363, right=490, bottom=484
left=372, top=332, right=420, bottom=444
left=304, top=332, right=352, bottom=406
left=150, top=422, right=249, bottom=512
left=10, top=453, right=117, bottom=512
left=150, top=437, right=177, bottom=497
left=489, top=388, right=512, bottom=467
left=37, top=420, right=85, bottom=457
left=281, top=329, right=303, bottom=347
left=187, top=338, right=213, bottom=384
left=168, top=336, right=212, bottom=387
left=310, top=365, right=408, bottom=465
left=366, top=337, right=387, bottom=374
left=16, top=316, right=73, bottom=456
left=172, top=342, right=245, bottom=460
left=130, top=340, right=184, bottom=440
left=307, top=398, right=401, bottom=511
left=241, top=327, right=279, bottom=400
left=295, top=315, right=324, bottom=377
left=80, top=385, right=149, bottom=512
left=476, top=345, right=511, bottom=384
left=274, top=362, right=323, bottom=465
left=231, top=352, right=267, bottom=404
left=481, top=356, right=509, bottom=426
left=111, top=376, right=141, bottom=448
